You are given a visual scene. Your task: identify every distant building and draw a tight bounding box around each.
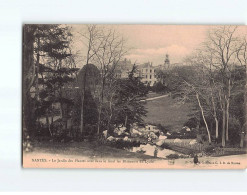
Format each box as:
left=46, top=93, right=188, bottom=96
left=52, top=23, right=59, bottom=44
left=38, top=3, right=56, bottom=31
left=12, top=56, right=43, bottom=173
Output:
left=164, top=54, right=170, bottom=69
left=115, top=54, right=174, bottom=86
left=157, top=54, right=170, bottom=70
left=137, top=62, right=157, bottom=86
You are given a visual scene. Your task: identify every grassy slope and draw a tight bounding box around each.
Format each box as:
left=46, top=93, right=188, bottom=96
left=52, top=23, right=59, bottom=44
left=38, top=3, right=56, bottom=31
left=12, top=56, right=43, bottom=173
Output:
left=144, top=94, right=193, bottom=132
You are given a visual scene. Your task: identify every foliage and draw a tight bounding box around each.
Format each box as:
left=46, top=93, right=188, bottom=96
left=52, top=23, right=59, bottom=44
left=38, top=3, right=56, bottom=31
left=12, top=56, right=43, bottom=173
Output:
left=106, top=138, right=141, bottom=149
left=184, top=117, right=198, bottom=128
left=166, top=154, right=180, bottom=159
left=110, top=65, right=148, bottom=130
left=152, top=81, right=168, bottom=93
left=23, top=24, right=77, bottom=138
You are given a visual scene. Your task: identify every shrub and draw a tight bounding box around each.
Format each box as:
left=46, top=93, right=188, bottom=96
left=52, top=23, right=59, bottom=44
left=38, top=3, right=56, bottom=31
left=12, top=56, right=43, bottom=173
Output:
left=166, top=154, right=180, bottom=159
left=228, top=117, right=241, bottom=145
left=184, top=117, right=198, bottom=128
left=203, top=146, right=215, bottom=155
left=106, top=138, right=141, bottom=149
left=156, top=124, right=169, bottom=134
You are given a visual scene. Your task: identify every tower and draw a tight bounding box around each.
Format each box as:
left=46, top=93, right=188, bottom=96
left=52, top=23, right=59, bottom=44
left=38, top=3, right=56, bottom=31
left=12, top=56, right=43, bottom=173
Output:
left=164, top=54, right=170, bottom=69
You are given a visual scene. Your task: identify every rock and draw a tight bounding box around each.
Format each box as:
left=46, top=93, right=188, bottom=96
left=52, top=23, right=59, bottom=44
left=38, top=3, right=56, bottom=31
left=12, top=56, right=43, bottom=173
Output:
left=185, top=127, right=191, bottom=132
left=156, top=140, right=165, bottom=146
left=166, top=132, right=172, bottom=135
left=131, top=129, right=142, bottom=135
left=119, top=126, right=127, bottom=131
left=189, top=140, right=197, bottom=145
left=103, top=130, right=108, bottom=138
left=159, top=135, right=167, bottom=140
left=174, top=138, right=182, bottom=143
left=149, top=132, right=158, bottom=139
left=123, top=136, right=130, bottom=141
left=107, top=136, right=115, bottom=141
left=114, top=126, right=127, bottom=135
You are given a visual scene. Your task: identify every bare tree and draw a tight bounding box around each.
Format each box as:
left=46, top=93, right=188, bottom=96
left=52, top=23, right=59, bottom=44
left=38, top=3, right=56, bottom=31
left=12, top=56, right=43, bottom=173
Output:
left=78, top=25, right=127, bottom=136
left=202, top=26, right=245, bottom=146
left=236, top=37, right=247, bottom=147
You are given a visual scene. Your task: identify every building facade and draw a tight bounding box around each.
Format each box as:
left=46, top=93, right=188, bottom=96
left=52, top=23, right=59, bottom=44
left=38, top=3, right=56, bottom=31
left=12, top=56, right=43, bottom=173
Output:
left=115, top=54, right=171, bottom=86
left=137, top=62, right=157, bottom=86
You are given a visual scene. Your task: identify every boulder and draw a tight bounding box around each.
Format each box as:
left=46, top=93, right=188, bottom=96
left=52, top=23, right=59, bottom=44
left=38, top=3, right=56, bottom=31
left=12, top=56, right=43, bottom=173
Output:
left=114, top=126, right=127, bottom=135
left=159, top=135, right=167, bottom=140
left=131, top=129, right=142, bottom=135
left=174, top=138, right=182, bottom=143
left=189, top=140, right=197, bottom=145
left=123, top=136, right=130, bottom=141
left=149, top=132, right=158, bottom=140
left=107, top=136, right=115, bottom=141
left=119, top=126, right=127, bottom=132
left=185, top=127, right=191, bottom=132
left=103, top=130, right=108, bottom=138
left=156, top=140, right=165, bottom=146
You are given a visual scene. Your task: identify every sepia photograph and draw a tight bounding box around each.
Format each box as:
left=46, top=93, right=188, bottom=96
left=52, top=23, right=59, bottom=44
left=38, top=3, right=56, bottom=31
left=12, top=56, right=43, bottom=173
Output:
left=22, top=24, right=247, bottom=169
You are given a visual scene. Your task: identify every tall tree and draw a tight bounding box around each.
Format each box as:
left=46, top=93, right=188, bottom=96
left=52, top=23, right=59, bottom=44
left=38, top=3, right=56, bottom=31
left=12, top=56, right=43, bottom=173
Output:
left=23, top=24, right=76, bottom=137
left=79, top=25, right=127, bottom=135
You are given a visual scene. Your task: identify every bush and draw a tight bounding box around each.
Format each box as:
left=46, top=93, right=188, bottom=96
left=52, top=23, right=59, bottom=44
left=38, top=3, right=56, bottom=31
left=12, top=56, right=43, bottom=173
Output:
left=184, top=117, right=198, bottom=128
left=152, top=82, right=168, bottom=93
left=228, top=117, right=241, bottom=145
left=203, top=146, right=215, bottom=155
left=166, top=154, right=180, bottom=159
left=107, top=138, right=141, bottom=149
left=156, top=124, right=169, bottom=134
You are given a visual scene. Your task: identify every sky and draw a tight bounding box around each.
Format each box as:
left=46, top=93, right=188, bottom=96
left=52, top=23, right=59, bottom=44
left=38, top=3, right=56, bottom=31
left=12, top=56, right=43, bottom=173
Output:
left=71, top=25, right=247, bottom=67
left=115, top=25, right=209, bottom=65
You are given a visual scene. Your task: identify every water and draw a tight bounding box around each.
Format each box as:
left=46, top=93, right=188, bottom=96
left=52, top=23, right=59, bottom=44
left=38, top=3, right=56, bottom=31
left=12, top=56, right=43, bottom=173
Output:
left=128, top=143, right=180, bottom=159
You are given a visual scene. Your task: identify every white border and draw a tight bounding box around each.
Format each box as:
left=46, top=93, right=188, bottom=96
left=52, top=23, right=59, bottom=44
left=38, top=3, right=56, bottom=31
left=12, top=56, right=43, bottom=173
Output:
left=0, top=0, right=247, bottom=192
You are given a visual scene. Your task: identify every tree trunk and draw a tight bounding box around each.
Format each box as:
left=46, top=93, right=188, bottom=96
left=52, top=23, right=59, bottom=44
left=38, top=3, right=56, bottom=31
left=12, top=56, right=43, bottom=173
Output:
left=210, top=90, right=218, bottom=139
left=226, top=79, right=231, bottom=141
left=196, top=93, right=211, bottom=143
left=242, top=63, right=247, bottom=147
left=80, top=94, right=84, bottom=135
left=97, top=106, right=102, bottom=135
left=97, top=78, right=105, bottom=135
left=23, top=26, right=36, bottom=137
left=226, top=98, right=230, bottom=141
left=215, top=118, right=219, bottom=139
left=124, top=115, right=128, bottom=127
left=107, top=98, right=113, bottom=136
left=46, top=111, right=52, bottom=137
left=222, top=101, right=226, bottom=147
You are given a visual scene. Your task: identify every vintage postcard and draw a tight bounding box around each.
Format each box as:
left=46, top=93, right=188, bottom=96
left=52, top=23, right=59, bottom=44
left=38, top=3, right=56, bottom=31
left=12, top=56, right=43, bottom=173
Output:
left=22, top=24, right=247, bottom=169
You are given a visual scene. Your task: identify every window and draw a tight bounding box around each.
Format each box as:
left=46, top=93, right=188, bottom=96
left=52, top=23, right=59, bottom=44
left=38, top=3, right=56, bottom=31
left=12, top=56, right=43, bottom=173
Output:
left=150, top=69, right=152, bottom=73
left=150, top=75, right=152, bottom=79
left=146, top=69, right=148, bottom=72
left=146, top=75, right=148, bottom=79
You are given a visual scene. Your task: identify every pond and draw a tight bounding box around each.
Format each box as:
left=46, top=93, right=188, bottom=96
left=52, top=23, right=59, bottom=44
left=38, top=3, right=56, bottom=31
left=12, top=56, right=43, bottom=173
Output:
left=126, top=143, right=182, bottom=159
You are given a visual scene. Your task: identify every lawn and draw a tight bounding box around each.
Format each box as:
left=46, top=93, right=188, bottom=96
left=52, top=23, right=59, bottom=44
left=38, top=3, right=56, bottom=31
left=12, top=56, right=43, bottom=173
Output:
left=143, top=94, right=193, bottom=132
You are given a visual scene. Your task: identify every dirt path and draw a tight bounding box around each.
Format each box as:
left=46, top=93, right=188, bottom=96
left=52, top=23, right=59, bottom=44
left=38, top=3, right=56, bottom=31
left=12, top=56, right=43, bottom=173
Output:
left=144, top=94, right=169, bottom=101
